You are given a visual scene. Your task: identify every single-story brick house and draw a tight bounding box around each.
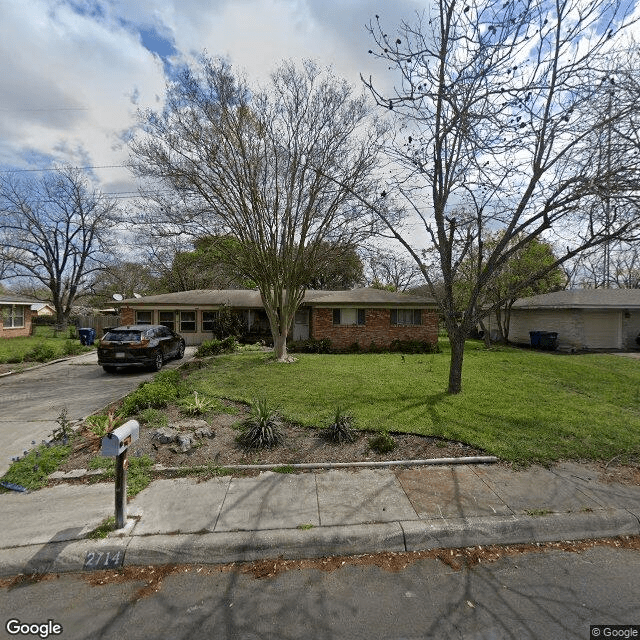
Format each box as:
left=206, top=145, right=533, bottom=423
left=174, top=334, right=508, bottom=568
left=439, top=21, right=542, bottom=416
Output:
left=0, top=294, right=38, bottom=338
left=117, top=287, right=439, bottom=349
left=509, top=289, right=640, bottom=351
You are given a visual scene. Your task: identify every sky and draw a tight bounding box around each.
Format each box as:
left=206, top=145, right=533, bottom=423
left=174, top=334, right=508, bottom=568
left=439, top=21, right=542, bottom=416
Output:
left=0, top=0, right=426, bottom=199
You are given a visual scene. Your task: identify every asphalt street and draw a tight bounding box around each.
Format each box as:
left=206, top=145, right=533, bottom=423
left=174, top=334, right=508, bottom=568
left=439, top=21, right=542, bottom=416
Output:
left=0, top=350, right=195, bottom=477
left=2, top=546, right=639, bottom=640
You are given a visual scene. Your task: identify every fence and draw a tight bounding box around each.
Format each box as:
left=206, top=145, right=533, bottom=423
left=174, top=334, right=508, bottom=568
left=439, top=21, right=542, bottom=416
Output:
left=72, top=315, right=121, bottom=335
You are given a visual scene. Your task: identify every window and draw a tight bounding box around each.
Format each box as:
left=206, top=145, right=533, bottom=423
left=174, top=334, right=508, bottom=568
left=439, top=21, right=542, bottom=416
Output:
left=180, top=311, right=197, bottom=332
left=391, top=309, right=422, bottom=326
left=332, top=308, right=365, bottom=326
left=202, top=311, right=218, bottom=332
left=159, top=311, right=175, bottom=331
left=135, top=311, right=153, bottom=325
left=2, top=305, right=25, bottom=328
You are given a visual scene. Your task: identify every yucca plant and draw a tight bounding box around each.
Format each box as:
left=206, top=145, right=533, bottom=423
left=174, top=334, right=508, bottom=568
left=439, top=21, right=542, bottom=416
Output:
left=236, top=398, right=284, bottom=449
left=180, top=391, right=217, bottom=416
left=324, top=406, right=355, bottom=444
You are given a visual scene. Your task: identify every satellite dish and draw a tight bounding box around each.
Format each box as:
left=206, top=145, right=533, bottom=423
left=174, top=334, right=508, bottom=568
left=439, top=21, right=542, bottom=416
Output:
left=112, top=293, right=124, bottom=301
left=133, top=293, right=142, bottom=299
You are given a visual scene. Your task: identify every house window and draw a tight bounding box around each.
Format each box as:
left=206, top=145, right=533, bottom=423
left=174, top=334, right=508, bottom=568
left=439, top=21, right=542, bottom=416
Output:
left=135, top=311, right=153, bottom=325
left=180, top=311, right=197, bottom=332
left=202, top=311, right=218, bottom=332
left=391, top=309, right=422, bottom=326
left=332, top=308, right=365, bottom=326
left=159, top=311, right=175, bottom=331
left=2, top=305, right=25, bottom=328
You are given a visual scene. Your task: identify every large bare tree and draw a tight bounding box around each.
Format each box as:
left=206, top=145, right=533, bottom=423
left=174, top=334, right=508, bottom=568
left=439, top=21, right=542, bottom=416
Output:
left=0, top=167, right=119, bottom=326
left=129, top=57, right=385, bottom=360
left=360, top=0, right=640, bottom=393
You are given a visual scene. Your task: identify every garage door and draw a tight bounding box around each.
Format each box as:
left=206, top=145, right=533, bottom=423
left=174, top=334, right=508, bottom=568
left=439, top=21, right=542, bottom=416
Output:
left=582, top=311, right=621, bottom=349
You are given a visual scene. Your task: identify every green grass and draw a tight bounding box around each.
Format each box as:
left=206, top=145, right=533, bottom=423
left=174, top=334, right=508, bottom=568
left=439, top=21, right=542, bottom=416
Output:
left=185, top=341, right=640, bottom=464
left=0, top=326, right=91, bottom=365
left=0, top=442, right=73, bottom=491
left=88, top=455, right=154, bottom=497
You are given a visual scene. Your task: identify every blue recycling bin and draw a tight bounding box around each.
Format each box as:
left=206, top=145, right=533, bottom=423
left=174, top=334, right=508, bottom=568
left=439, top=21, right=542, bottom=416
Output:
left=78, top=328, right=96, bottom=346
left=529, top=331, right=542, bottom=348
left=539, top=331, right=558, bottom=350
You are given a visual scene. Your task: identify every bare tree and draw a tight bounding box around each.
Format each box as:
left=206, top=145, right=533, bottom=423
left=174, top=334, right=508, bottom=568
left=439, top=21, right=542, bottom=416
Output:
left=365, top=248, right=423, bottom=291
left=130, top=57, right=385, bottom=360
left=0, top=167, right=120, bottom=326
left=359, top=0, right=640, bottom=393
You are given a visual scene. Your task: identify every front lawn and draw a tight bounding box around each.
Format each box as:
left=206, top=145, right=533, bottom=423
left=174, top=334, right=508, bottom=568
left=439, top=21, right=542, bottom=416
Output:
left=0, top=325, right=90, bottom=366
left=186, top=341, right=640, bottom=464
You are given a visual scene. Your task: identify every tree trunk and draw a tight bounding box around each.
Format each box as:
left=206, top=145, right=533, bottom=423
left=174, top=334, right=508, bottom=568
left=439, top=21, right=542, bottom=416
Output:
left=273, top=332, right=289, bottom=361
left=448, top=331, right=465, bottom=394
left=478, top=318, right=492, bottom=349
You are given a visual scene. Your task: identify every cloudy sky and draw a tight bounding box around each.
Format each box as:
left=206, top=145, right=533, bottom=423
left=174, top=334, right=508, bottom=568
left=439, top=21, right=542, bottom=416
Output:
left=0, top=0, right=425, bottom=197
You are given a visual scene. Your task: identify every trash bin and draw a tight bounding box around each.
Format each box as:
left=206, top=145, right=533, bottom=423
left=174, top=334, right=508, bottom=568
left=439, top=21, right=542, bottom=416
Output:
left=539, top=331, right=558, bottom=350
left=78, top=328, right=96, bottom=346
left=529, top=331, right=542, bottom=348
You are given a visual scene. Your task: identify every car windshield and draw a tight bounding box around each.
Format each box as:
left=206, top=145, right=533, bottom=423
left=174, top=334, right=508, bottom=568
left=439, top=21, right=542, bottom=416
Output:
left=103, top=330, right=143, bottom=342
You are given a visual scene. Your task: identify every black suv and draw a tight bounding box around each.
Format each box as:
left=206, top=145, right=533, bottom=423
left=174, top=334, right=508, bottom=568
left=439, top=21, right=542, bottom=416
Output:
left=98, top=325, right=185, bottom=373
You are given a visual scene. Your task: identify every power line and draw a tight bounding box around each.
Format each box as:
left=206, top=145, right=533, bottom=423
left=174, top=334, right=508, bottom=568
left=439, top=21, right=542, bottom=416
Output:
left=0, top=165, right=128, bottom=173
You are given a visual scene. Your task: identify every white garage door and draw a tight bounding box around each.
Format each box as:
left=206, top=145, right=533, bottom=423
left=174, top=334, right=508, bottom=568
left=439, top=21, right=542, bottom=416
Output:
left=582, top=311, right=621, bottom=349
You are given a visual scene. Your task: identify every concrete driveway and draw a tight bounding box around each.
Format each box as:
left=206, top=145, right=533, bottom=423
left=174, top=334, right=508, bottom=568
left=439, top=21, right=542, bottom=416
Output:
left=0, top=348, right=196, bottom=477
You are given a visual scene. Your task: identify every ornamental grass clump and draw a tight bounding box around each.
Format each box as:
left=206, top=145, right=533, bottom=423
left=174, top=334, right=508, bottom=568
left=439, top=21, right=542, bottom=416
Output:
left=324, top=407, right=356, bottom=444
left=236, top=398, right=284, bottom=449
left=369, top=431, right=397, bottom=454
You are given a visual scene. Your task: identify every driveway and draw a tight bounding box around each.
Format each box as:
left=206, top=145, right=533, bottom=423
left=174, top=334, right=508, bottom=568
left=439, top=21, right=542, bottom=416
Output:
left=0, top=348, right=196, bottom=477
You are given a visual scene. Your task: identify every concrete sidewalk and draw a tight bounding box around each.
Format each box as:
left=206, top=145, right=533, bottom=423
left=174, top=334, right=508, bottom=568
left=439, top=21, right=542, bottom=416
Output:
left=1, top=462, right=639, bottom=576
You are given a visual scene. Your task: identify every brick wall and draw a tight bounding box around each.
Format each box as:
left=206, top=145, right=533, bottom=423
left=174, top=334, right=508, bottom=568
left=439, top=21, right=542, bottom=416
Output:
left=120, top=306, right=135, bottom=325
left=0, top=306, right=33, bottom=338
left=310, top=308, right=438, bottom=351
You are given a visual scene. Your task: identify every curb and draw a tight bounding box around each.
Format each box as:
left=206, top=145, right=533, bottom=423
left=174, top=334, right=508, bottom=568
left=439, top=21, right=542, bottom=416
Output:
left=1, top=508, right=638, bottom=578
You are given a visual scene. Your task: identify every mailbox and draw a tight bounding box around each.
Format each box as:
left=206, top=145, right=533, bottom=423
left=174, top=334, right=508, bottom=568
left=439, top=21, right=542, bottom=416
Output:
left=101, top=420, right=140, bottom=457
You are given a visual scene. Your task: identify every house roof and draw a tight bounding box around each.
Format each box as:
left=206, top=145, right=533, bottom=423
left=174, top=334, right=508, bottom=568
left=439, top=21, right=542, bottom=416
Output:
left=0, top=294, right=41, bottom=306
left=513, top=288, right=640, bottom=310
left=120, top=287, right=437, bottom=308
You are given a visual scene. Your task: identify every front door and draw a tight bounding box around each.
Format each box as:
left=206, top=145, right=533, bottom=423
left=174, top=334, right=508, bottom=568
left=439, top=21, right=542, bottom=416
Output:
left=293, top=308, right=309, bottom=341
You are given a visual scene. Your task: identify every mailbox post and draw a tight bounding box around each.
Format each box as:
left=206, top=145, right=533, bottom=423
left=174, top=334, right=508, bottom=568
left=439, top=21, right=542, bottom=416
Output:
left=101, top=420, right=140, bottom=529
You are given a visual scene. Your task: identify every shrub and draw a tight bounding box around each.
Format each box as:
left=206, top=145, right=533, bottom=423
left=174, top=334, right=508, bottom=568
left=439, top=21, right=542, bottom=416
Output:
left=139, top=408, right=169, bottom=429
left=288, top=338, right=332, bottom=354
left=24, top=343, right=57, bottom=362
left=196, top=336, right=238, bottom=357
left=118, top=370, right=182, bottom=416
left=389, top=339, right=440, bottom=354
left=369, top=431, right=397, bottom=454
left=64, top=339, right=86, bottom=356
left=324, top=407, right=356, bottom=444
left=236, top=398, right=284, bottom=449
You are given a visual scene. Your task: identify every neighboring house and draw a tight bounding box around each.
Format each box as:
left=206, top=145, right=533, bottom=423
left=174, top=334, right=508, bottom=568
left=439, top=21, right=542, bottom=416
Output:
left=118, top=288, right=439, bottom=349
left=509, top=289, right=640, bottom=351
left=31, top=303, right=55, bottom=316
left=0, top=294, right=38, bottom=338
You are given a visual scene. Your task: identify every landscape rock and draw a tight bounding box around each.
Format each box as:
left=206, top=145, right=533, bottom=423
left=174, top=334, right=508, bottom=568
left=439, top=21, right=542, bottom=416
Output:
left=177, top=434, right=193, bottom=453
left=151, top=427, right=179, bottom=444
left=194, top=426, right=215, bottom=439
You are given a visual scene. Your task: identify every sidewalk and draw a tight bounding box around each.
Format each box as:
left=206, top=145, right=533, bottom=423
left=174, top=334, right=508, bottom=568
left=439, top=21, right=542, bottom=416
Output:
left=1, top=461, right=639, bottom=576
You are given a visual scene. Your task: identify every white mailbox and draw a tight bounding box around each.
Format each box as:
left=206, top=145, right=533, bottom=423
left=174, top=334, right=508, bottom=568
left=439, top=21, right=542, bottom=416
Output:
left=101, top=420, right=140, bottom=457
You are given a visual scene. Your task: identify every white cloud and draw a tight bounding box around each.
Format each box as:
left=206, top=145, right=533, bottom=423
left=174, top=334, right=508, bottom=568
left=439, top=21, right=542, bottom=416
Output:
left=0, top=0, right=425, bottom=193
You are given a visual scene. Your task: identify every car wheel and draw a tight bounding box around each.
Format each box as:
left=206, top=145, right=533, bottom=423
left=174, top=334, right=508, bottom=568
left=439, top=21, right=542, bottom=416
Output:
left=102, top=365, right=117, bottom=374
left=175, top=341, right=185, bottom=360
left=151, top=351, right=163, bottom=372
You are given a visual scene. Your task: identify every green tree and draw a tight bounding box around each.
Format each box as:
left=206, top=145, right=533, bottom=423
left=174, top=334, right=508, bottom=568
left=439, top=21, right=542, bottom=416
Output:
left=303, top=242, right=364, bottom=290
left=158, top=236, right=253, bottom=292
left=456, top=235, right=565, bottom=343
